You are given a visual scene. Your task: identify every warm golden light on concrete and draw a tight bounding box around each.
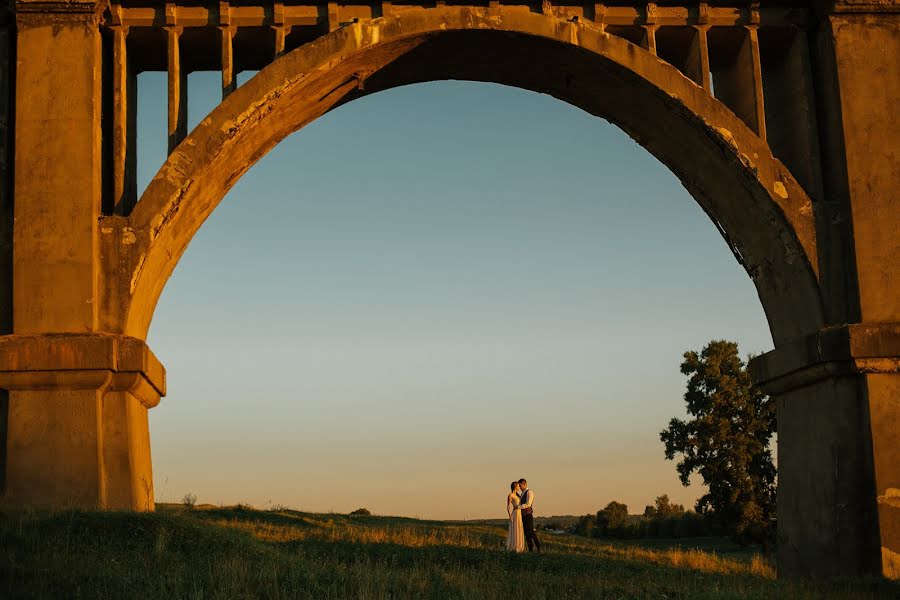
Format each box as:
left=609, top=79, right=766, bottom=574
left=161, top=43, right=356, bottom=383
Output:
left=0, top=0, right=897, bottom=580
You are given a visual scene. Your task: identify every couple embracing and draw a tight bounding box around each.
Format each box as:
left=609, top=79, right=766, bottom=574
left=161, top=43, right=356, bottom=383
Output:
left=506, top=478, right=541, bottom=553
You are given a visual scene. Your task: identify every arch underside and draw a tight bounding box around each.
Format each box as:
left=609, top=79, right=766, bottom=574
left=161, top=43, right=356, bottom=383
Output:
left=112, top=7, right=825, bottom=346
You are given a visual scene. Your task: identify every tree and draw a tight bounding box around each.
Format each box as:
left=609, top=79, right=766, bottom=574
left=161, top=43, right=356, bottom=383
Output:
left=643, top=494, right=685, bottom=519
left=660, top=340, right=776, bottom=539
left=595, top=501, right=630, bottom=537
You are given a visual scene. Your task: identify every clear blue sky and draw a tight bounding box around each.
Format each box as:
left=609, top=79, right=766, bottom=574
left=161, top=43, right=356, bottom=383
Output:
left=138, top=71, right=773, bottom=519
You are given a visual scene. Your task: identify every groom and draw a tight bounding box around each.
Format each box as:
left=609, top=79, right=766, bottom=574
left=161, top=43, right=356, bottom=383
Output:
left=518, top=478, right=542, bottom=553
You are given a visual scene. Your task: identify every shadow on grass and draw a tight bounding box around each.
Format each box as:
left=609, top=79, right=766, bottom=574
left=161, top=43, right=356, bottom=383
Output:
left=177, top=505, right=319, bottom=530
left=2, top=507, right=898, bottom=600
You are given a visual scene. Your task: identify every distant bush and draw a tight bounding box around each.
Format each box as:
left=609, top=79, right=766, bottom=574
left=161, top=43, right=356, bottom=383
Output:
left=181, top=493, right=197, bottom=509
left=350, top=508, right=371, bottom=517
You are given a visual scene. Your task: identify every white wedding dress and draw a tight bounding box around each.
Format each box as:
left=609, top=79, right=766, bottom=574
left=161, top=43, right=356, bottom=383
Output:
left=507, top=492, right=525, bottom=552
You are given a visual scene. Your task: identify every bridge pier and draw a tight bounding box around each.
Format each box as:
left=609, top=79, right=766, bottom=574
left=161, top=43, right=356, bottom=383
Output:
left=747, top=1, right=900, bottom=579
left=0, top=334, right=163, bottom=510
left=752, top=325, right=900, bottom=579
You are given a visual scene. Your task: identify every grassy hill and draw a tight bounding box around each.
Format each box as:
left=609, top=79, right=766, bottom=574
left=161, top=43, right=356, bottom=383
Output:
left=1, top=504, right=896, bottom=599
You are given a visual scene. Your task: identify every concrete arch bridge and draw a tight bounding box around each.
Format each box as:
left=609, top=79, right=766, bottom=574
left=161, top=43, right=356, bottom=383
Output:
left=0, top=0, right=896, bottom=579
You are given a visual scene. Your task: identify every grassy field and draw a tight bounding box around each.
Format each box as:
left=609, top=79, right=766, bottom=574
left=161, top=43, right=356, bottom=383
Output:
left=1, top=504, right=897, bottom=599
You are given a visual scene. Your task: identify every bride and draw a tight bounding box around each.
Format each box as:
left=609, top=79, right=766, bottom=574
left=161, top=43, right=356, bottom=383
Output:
left=506, top=481, right=525, bottom=552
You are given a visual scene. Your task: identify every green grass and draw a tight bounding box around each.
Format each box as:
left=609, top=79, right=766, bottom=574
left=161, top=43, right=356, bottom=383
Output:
left=1, top=504, right=897, bottom=599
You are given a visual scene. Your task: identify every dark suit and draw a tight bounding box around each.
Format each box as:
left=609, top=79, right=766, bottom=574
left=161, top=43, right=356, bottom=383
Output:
left=519, top=488, right=541, bottom=552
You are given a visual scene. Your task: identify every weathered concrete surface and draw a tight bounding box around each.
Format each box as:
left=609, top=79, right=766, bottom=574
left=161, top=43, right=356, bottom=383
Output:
left=827, top=13, right=899, bottom=323
left=0, top=333, right=163, bottom=509
left=868, top=374, right=900, bottom=579
left=118, top=7, right=824, bottom=348
left=752, top=323, right=900, bottom=577
left=0, top=0, right=897, bottom=579
left=13, top=9, right=103, bottom=333
left=806, top=4, right=899, bottom=579
left=774, top=376, right=881, bottom=577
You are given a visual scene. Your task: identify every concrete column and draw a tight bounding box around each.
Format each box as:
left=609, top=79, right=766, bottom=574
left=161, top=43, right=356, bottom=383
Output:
left=867, top=373, right=900, bottom=578
left=645, top=26, right=657, bottom=55
left=656, top=26, right=707, bottom=89
left=0, top=16, right=13, bottom=495
left=220, top=27, right=236, bottom=99
left=746, top=27, right=766, bottom=141
left=327, top=1, right=339, bottom=32
left=694, top=26, right=711, bottom=93
left=0, top=334, right=164, bottom=510
left=751, top=324, right=900, bottom=579
left=708, top=26, right=765, bottom=137
left=759, top=27, right=822, bottom=202
left=793, top=5, right=900, bottom=578
left=0, top=22, right=12, bottom=331
left=166, top=27, right=188, bottom=153
left=13, top=3, right=103, bottom=333
left=273, top=1, right=287, bottom=57
left=822, top=12, right=900, bottom=323
left=111, top=26, right=137, bottom=216
left=273, top=26, right=287, bottom=57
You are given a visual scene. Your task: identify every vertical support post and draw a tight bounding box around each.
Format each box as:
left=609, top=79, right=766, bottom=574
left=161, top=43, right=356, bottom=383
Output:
left=811, top=8, right=900, bottom=579
left=592, top=3, right=606, bottom=32
left=691, top=3, right=712, bottom=93
left=166, top=27, right=187, bottom=154
left=273, top=27, right=286, bottom=57
left=759, top=27, right=821, bottom=200
left=327, top=2, right=339, bottom=31
left=644, top=3, right=657, bottom=55
left=645, top=27, right=657, bottom=55
left=656, top=26, right=708, bottom=90
left=111, top=26, right=136, bottom=215
left=695, top=27, right=711, bottom=93
left=0, top=23, right=12, bottom=332
left=708, top=26, right=765, bottom=137
left=866, top=373, right=900, bottom=579
left=14, top=8, right=102, bottom=333
left=273, top=1, right=286, bottom=57
left=747, top=26, right=766, bottom=141
left=6, top=2, right=116, bottom=509
left=0, top=22, right=13, bottom=495
left=220, top=27, right=235, bottom=99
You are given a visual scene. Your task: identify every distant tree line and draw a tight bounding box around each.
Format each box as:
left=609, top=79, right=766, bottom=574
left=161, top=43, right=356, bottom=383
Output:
left=569, top=495, right=726, bottom=540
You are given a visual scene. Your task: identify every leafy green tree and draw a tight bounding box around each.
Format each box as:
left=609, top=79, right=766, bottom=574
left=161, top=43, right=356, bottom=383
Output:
left=643, top=494, right=684, bottom=519
left=660, top=340, right=776, bottom=538
left=595, top=501, right=630, bottom=537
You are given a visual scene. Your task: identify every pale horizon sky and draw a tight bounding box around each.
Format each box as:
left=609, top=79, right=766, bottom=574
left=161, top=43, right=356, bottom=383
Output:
left=139, top=72, right=774, bottom=519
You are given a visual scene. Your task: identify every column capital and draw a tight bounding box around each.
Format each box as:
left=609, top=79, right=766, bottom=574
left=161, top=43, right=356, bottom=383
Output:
left=0, top=333, right=166, bottom=406
left=750, top=323, right=900, bottom=394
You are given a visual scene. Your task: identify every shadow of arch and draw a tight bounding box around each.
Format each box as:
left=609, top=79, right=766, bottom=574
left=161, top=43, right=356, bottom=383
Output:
left=113, top=7, right=824, bottom=346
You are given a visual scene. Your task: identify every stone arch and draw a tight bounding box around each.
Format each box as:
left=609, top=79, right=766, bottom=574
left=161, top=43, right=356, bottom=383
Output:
left=113, top=6, right=825, bottom=345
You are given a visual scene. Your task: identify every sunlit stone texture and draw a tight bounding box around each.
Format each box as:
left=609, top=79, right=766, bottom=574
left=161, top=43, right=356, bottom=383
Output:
left=0, top=0, right=896, bottom=579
